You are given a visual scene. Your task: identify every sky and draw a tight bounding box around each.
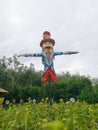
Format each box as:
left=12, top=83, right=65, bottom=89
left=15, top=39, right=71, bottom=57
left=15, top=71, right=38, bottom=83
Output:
left=0, top=0, right=98, bottom=78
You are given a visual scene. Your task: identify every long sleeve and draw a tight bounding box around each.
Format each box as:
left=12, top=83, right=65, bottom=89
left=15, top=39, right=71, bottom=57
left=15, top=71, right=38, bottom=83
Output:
left=54, top=52, right=63, bottom=56
left=32, top=53, right=42, bottom=57
left=54, top=51, right=78, bottom=56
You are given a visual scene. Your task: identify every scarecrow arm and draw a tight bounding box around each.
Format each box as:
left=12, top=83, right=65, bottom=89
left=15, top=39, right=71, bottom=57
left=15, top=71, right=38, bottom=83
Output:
left=54, top=51, right=79, bottom=56
left=18, top=53, right=42, bottom=57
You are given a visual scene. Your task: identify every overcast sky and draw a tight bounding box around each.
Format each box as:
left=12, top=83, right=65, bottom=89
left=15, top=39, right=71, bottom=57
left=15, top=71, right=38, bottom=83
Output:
left=0, top=0, right=98, bottom=78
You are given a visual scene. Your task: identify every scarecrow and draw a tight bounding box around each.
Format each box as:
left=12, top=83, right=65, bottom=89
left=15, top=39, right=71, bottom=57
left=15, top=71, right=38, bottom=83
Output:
left=18, top=31, right=79, bottom=82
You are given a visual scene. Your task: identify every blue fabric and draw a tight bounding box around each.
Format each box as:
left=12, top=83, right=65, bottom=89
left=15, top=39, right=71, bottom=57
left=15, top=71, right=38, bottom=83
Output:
left=42, top=52, right=54, bottom=68
left=31, top=51, right=63, bottom=69
left=54, top=52, right=63, bottom=55
left=32, top=53, right=42, bottom=57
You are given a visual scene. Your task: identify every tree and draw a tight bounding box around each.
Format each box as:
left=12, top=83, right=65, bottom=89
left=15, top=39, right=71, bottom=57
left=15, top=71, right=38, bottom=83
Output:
left=0, top=55, right=98, bottom=104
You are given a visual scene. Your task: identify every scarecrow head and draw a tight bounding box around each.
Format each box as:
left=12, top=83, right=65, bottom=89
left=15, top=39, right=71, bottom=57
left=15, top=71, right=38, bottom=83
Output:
left=40, top=31, right=55, bottom=54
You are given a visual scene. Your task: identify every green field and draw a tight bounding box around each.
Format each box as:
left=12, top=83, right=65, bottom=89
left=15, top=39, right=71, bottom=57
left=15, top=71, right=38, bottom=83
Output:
left=0, top=99, right=98, bottom=130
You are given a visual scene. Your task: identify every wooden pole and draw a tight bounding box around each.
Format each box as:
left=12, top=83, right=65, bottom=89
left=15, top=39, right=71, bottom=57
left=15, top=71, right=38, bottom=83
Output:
left=48, top=74, right=53, bottom=105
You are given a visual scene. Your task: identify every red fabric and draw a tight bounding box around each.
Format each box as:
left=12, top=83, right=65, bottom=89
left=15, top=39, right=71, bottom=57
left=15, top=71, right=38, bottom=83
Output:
left=43, top=34, right=50, bottom=39
left=42, top=68, right=58, bottom=82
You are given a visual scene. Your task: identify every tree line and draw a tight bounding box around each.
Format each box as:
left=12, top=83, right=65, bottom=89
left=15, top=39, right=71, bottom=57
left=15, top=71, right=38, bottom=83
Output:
left=0, top=55, right=98, bottom=104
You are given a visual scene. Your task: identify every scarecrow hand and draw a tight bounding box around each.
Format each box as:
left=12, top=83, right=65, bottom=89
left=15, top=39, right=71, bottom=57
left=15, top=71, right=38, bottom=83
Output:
left=70, top=51, right=79, bottom=54
left=63, top=51, right=72, bottom=55
left=63, top=51, right=79, bottom=55
left=18, top=54, right=25, bottom=57
left=18, top=54, right=27, bottom=57
left=18, top=54, right=31, bottom=57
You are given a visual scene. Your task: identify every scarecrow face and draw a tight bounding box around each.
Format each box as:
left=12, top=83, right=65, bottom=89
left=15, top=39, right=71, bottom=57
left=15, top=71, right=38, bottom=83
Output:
left=42, top=42, right=53, bottom=54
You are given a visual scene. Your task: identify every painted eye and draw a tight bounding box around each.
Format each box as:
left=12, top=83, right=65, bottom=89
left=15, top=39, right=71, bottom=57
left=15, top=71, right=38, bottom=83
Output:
left=45, top=42, right=47, bottom=45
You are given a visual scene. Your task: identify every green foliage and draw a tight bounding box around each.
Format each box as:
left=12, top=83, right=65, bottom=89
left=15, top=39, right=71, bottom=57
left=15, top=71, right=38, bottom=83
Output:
left=79, top=86, right=98, bottom=104
left=0, top=55, right=98, bottom=104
